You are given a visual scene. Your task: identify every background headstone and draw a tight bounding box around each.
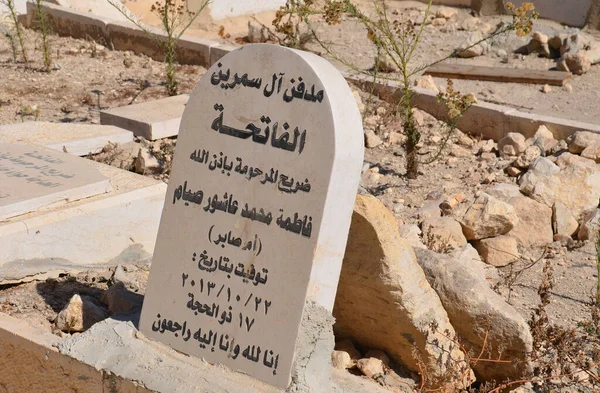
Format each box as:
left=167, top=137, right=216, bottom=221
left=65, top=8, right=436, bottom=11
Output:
left=0, top=143, right=112, bottom=220
left=140, top=44, right=363, bottom=390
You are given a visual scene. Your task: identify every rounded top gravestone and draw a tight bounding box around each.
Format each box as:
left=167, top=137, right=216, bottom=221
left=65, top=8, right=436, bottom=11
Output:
left=139, top=44, right=364, bottom=389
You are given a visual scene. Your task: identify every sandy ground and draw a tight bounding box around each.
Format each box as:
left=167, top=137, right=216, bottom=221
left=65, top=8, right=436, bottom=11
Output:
left=0, top=28, right=206, bottom=125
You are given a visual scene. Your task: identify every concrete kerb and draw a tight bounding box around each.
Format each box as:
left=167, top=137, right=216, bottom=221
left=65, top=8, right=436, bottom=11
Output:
left=25, top=1, right=111, bottom=44
left=345, top=73, right=600, bottom=141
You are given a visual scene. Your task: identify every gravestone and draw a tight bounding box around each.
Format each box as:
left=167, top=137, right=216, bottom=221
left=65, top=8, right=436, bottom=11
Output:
left=139, top=44, right=364, bottom=390
left=0, top=143, right=112, bottom=220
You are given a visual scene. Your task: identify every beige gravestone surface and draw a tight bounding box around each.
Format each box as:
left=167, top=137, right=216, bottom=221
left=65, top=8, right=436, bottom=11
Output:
left=0, top=143, right=112, bottom=220
left=140, top=44, right=364, bottom=389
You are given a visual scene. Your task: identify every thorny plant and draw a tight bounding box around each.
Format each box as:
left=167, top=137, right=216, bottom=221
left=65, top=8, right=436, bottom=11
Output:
left=0, top=0, right=28, bottom=62
left=273, top=0, right=538, bottom=179
left=108, top=0, right=210, bottom=96
left=31, top=0, right=52, bottom=71
left=271, top=0, right=319, bottom=49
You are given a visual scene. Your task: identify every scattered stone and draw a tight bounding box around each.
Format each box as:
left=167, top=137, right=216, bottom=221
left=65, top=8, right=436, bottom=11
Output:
left=542, top=84, right=552, bottom=93
left=332, top=350, right=354, bottom=370
left=357, top=358, right=385, bottom=378
left=364, top=350, right=390, bottom=367
left=100, top=282, right=143, bottom=315
left=377, top=53, right=400, bottom=73
left=520, top=158, right=600, bottom=221
left=578, top=209, right=600, bottom=241
left=473, top=235, right=520, bottom=267
left=414, top=75, right=439, bottom=93
left=452, top=244, right=493, bottom=282
left=457, top=32, right=488, bottom=58
left=334, top=340, right=361, bottom=363
left=431, top=17, right=446, bottom=26
left=507, top=167, right=522, bottom=177
left=487, top=184, right=554, bottom=248
left=421, top=216, right=467, bottom=252
left=247, top=21, right=268, bottom=43
left=530, top=125, right=558, bottom=154
left=455, top=192, right=519, bottom=240
left=436, top=6, right=457, bottom=19
left=450, top=144, right=472, bottom=158
left=134, top=147, right=160, bottom=175
left=398, top=224, right=426, bottom=249
left=564, top=83, right=573, bottom=93
left=415, top=248, right=533, bottom=382
left=514, top=145, right=541, bottom=169
left=560, top=34, right=587, bottom=57
left=581, top=143, right=600, bottom=163
left=563, top=52, right=591, bottom=75
left=555, top=151, right=592, bottom=168
left=334, top=195, right=472, bottom=387
left=548, top=35, right=565, bottom=51
left=56, top=294, right=108, bottom=333
left=552, top=202, right=579, bottom=237
left=352, top=89, right=365, bottom=114
left=498, top=133, right=527, bottom=157
left=387, top=132, right=405, bottom=145
left=364, top=129, right=383, bottom=148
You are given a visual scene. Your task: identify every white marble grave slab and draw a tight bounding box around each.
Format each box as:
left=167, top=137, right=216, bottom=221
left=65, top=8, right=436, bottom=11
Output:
left=139, top=44, right=364, bottom=389
left=0, top=143, right=112, bottom=220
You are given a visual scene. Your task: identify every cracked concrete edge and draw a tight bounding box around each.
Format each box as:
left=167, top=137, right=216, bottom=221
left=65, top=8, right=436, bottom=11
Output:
left=0, top=309, right=390, bottom=393
left=0, top=312, right=153, bottom=393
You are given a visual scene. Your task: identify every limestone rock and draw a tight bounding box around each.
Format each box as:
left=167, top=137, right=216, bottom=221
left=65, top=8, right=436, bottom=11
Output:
left=552, top=202, right=579, bottom=237
left=486, top=183, right=554, bottom=247
left=377, top=53, right=399, bottom=73
left=456, top=193, right=519, bottom=240
left=563, top=53, right=591, bottom=75
left=560, top=34, right=587, bottom=57
left=364, top=350, right=390, bottom=367
left=334, top=340, right=361, bottom=362
left=473, top=235, right=520, bottom=267
left=457, top=32, right=487, bottom=58
left=499, top=133, right=527, bottom=157
left=332, top=351, right=354, bottom=370
left=581, top=143, right=600, bottom=163
left=398, top=224, right=426, bottom=249
left=421, top=216, right=467, bottom=252
left=555, top=152, right=594, bottom=168
left=569, top=131, right=600, bottom=154
left=520, top=158, right=600, bottom=221
left=414, top=75, right=439, bottom=93
left=101, top=282, right=144, bottom=315
left=529, top=125, right=557, bottom=154
left=415, top=248, right=533, bottom=381
left=548, top=35, right=565, bottom=51
left=134, top=147, right=159, bottom=175
left=452, top=243, right=495, bottom=282
left=578, top=209, right=600, bottom=241
left=357, top=358, right=385, bottom=378
left=247, top=21, right=268, bottom=43
left=364, top=129, right=382, bottom=148
left=352, top=89, right=365, bottom=114
left=56, top=294, right=108, bottom=333
left=431, top=17, right=446, bottom=27
left=334, top=195, right=473, bottom=387
left=436, top=6, right=457, bottom=19
left=514, top=145, right=541, bottom=169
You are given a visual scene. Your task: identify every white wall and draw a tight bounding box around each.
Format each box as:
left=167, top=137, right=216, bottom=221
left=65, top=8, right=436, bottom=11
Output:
left=188, top=0, right=286, bottom=20
left=0, top=0, right=27, bottom=16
